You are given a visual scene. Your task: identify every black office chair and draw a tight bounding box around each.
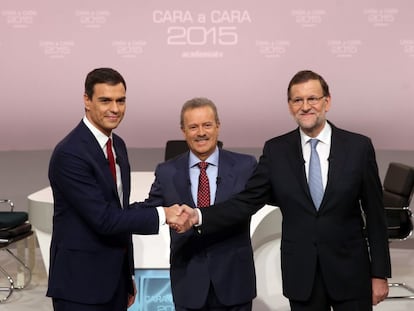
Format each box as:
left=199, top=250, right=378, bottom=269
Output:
left=164, top=140, right=223, bottom=161
left=0, top=199, right=33, bottom=303
left=382, top=162, right=414, bottom=300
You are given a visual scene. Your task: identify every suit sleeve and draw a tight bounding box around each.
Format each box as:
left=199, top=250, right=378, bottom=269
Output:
left=200, top=145, right=274, bottom=235
left=141, top=164, right=167, bottom=208
left=49, top=148, right=159, bottom=236
left=360, top=138, right=391, bottom=278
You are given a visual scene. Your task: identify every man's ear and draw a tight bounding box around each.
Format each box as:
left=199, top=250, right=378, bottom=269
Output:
left=324, top=96, right=331, bottom=112
left=84, top=94, right=91, bottom=111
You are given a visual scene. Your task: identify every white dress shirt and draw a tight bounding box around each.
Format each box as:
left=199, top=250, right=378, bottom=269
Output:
left=300, top=122, right=332, bottom=190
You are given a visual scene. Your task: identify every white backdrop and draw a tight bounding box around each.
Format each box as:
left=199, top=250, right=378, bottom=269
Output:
left=1, top=0, right=413, bottom=151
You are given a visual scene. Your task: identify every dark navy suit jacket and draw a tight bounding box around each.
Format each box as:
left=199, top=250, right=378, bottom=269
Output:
left=201, top=123, right=391, bottom=302
left=47, top=121, right=159, bottom=305
left=143, top=149, right=257, bottom=309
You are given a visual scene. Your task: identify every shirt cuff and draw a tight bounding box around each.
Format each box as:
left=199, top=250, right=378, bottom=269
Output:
left=156, top=206, right=166, bottom=226
left=195, top=208, right=202, bottom=226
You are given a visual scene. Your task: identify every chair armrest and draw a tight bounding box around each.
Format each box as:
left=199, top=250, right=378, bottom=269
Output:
left=384, top=207, right=413, bottom=240
left=0, top=199, right=14, bottom=212
left=384, top=206, right=412, bottom=212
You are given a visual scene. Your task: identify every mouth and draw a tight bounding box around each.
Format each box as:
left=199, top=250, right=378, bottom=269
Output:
left=299, top=112, right=315, bottom=118
left=195, top=138, right=209, bottom=144
left=106, top=115, right=119, bottom=122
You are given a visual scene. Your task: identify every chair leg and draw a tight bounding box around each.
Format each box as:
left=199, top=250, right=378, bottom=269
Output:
left=387, top=282, right=414, bottom=299
left=0, top=265, right=14, bottom=303
left=3, top=248, right=32, bottom=289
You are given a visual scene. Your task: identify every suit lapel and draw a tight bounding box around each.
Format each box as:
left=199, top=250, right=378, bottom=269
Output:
left=287, top=130, right=312, bottom=200
left=79, top=122, right=110, bottom=177
left=112, top=135, right=130, bottom=206
left=79, top=122, right=121, bottom=198
left=322, top=125, right=347, bottom=209
left=172, top=153, right=195, bottom=206
left=215, top=151, right=237, bottom=204
left=112, top=137, right=127, bottom=182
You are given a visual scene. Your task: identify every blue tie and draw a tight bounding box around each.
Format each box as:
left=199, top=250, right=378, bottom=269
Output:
left=309, top=139, right=323, bottom=209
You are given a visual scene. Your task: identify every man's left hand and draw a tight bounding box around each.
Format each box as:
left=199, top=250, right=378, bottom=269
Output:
left=372, top=277, right=388, bottom=305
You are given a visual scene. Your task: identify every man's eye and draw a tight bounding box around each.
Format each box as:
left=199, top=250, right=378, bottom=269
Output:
left=293, top=98, right=303, bottom=104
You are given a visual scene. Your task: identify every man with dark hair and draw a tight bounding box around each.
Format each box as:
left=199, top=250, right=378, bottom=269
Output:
left=177, top=70, right=391, bottom=311
left=47, top=67, right=182, bottom=311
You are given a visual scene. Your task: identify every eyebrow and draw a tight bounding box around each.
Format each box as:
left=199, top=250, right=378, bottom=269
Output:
left=97, top=96, right=126, bottom=101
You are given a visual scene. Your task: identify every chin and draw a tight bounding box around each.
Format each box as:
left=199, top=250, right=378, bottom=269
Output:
left=195, top=148, right=209, bottom=155
left=197, top=147, right=214, bottom=155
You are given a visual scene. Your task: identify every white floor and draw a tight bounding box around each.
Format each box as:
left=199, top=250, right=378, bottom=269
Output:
left=1, top=235, right=51, bottom=310
left=375, top=243, right=414, bottom=311
left=1, top=236, right=414, bottom=311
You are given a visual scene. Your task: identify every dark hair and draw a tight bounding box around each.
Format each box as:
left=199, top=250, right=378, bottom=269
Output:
left=180, top=97, right=220, bottom=129
left=287, top=70, right=330, bottom=100
left=84, top=68, right=126, bottom=99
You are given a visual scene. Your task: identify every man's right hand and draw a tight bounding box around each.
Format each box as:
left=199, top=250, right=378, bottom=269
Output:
left=164, top=204, right=199, bottom=233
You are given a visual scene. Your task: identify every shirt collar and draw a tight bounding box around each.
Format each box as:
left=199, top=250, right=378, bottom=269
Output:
left=300, top=121, right=332, bottom=147
left=189, top=146, right=219, bottom=168
left=83, top=116, right=112, bottom=149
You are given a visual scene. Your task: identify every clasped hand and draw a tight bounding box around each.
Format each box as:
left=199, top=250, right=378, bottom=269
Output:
left=164, top=204, right=198, bottom=233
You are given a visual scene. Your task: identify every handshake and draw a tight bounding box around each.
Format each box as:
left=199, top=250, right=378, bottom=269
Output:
left=163, top=204, right=200, bottom=233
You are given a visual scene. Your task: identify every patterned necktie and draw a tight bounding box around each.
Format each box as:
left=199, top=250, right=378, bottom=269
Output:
left=106, top=138, right=117, bottom=183
left=197, top=161, right=210, bottom=208
left=308, top=139, right=323, bottom=209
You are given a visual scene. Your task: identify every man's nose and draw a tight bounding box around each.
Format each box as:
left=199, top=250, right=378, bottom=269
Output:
left=109, top=101, right=120, bottom=111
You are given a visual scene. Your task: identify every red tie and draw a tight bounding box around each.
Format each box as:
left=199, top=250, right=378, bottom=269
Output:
left=197, top=162, right=210, bottom=208
left=106, top=138, right=117, bottom=183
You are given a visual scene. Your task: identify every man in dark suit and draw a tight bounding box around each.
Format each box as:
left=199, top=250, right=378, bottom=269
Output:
left=47, top=67, right=182, bottom=311
left=142, top=97, right=257, bottom=311
left=176, top=71, right=391, bottom=310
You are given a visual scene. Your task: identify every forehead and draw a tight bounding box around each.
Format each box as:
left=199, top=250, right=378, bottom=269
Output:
left=290, top=79, right=322, bottom=96
left=183, top=106, right=215, bottom=121
left=92, top=82, right=125, bottom=96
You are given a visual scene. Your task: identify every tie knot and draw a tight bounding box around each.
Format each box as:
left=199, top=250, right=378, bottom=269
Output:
left=309, top=138, right=319, bottom=149
left=106, top=138, right=112, bottom=148
left=198, top=161, right=208, bottom=170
